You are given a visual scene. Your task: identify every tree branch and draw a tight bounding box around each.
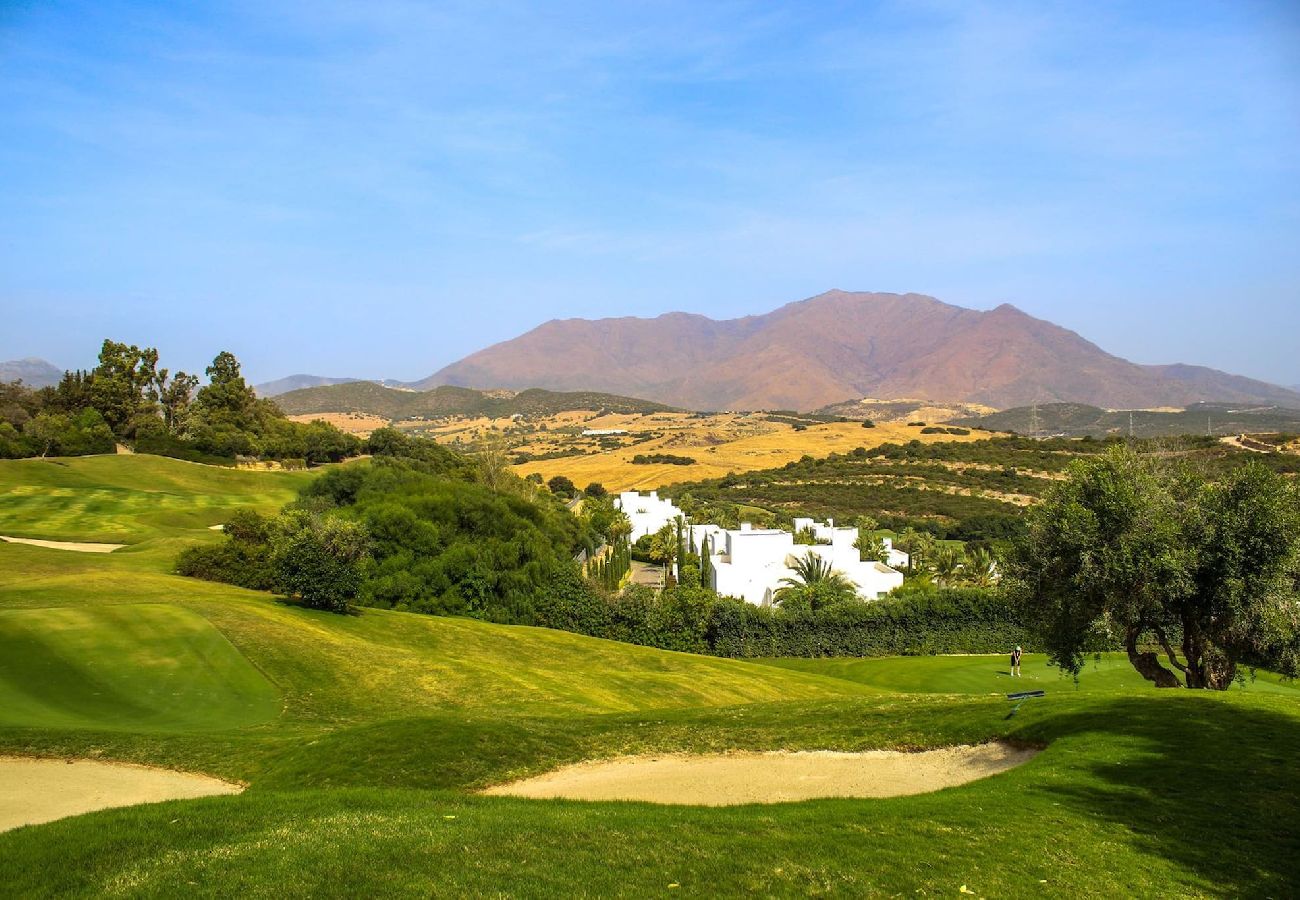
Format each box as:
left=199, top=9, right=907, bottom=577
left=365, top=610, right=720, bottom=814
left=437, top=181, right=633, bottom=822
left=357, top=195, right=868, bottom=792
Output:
left=1151, top=623, right=1190, bottom=674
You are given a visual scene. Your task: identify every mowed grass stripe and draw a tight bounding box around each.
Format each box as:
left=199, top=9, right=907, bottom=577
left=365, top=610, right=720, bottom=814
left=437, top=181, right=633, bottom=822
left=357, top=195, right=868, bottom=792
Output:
left=0, top=604, right=281, bottom=731
left=0, top=456, right=312, bottom=543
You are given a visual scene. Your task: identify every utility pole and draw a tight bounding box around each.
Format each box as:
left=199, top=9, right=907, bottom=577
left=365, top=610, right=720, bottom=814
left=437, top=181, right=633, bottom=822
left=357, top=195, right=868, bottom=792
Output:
left=1129, top=411, right=1134, bottom=439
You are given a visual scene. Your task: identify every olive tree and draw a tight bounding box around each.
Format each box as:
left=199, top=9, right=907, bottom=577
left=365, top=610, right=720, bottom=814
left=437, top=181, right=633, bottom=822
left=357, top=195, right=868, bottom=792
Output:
left=1004, top=446, right=1300, bottom=689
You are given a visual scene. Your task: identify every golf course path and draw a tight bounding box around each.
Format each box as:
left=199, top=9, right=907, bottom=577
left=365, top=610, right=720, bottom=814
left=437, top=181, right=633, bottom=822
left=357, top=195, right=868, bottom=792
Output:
left=484, top=743, right=1039, bottom=806
left=0, top=757, right=242, bottom=831
left=0, top=535, right=126, bottom=553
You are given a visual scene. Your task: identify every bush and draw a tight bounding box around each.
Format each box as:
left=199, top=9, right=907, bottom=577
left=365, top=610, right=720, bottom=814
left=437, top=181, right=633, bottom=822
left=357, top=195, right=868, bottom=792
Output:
left=861, top=420, right=875, bottom=428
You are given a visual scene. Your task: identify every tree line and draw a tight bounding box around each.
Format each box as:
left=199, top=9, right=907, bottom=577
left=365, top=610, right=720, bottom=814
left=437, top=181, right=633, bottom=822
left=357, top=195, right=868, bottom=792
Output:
left=1, top=340, right=361, bottom=463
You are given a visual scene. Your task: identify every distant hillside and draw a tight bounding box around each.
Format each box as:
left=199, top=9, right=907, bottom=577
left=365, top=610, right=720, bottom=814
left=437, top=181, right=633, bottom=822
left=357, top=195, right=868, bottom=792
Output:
left=0, top=357, right=62, bottom=388
left=813, top=397, right=996, bottom=423
left=949, top=402, right=1300, bottom=439
left=421, top=290, right=1300, bottom=412
left=254, top=374, right=363, bottom=397
left=275, top=382, right=676, bottom=420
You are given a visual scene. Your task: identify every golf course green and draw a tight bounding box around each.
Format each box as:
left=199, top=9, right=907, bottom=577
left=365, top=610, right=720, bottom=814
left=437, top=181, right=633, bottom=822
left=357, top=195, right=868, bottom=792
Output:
left=1, top=455, right=1297, bottom=897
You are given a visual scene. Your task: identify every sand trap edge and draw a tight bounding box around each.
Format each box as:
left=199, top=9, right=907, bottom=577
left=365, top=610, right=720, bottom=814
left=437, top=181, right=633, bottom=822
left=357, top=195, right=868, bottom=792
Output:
left=482, top=742, right=1040, bottom=806
left=0, top=755, right=244, bottom=832
left=0, top=535, right=126, bottom=553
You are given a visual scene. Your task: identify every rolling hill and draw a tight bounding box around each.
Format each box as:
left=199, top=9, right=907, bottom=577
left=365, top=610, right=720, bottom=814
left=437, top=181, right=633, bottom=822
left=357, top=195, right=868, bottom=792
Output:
left=274, top=382, right=675, bottom=420
left=948, top=401, right=1300, bottom=439
left=253, top=374, right=363, bottom=397
left=421, top=290, right=1300, bottom=412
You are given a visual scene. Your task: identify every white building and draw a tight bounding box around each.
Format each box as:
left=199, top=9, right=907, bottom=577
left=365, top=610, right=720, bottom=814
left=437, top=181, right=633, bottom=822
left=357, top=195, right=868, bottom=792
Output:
left=689, top=518, right=905, bottom=607
left=614, top=490, right=685, bottom=541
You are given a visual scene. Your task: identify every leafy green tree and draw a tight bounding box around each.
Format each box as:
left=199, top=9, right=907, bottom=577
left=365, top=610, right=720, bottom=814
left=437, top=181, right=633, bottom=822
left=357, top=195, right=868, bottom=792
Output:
left=584, top=482, right=608, bottom=498
left=43, top=370, right=94, bottom=415
left=156, top=370, right=199, bottom=433
left=91, top=340, right=159, bottom=435
left=547, top=475, right=577, bottom=497
left=272, top=513, right=370, bottom=613
left=1004, top=446, right=1300, bottom=689
left=775, top=554, right=859, bottom=611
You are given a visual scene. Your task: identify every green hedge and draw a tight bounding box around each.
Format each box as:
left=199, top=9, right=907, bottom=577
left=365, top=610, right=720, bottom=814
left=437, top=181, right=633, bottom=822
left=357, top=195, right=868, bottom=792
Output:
left=533, top=573, right=1038, bottom=658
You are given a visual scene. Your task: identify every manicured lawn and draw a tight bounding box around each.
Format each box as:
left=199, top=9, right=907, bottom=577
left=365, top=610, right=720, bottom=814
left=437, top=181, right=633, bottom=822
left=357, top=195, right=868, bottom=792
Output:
left=1, top=454, right=1298, bottom=897
left=756, top=652, right=1300, bottom=695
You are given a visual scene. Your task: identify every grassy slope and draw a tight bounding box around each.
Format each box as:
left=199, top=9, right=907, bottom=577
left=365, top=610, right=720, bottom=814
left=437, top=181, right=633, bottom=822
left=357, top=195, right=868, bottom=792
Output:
left=1, top=455, right=1298, bottom=897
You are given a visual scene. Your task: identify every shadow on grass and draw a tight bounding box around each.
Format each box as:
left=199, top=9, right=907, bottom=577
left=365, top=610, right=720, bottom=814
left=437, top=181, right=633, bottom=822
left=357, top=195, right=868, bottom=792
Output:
left=1018, top=695, right=1300, bottom=896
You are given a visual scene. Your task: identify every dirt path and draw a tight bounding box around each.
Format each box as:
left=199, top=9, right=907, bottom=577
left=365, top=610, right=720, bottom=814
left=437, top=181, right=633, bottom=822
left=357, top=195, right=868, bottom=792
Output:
left=0, top=535, right=126, bottom=553
left=0, top=757, right=242, bottom=831
left=483, top=743, right=1038, bottom=806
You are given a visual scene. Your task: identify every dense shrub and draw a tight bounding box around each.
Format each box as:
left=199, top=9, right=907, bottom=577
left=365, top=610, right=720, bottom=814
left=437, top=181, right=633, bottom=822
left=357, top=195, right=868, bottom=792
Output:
left=631, top=453, right=696, bottom=466
left=182, top=454, right=593, bottom=623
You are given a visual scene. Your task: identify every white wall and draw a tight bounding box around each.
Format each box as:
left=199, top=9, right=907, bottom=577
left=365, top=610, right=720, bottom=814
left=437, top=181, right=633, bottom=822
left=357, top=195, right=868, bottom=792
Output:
left=702, top=518, right=905, bottom=606
left=615, top=490, right=684, bottom=542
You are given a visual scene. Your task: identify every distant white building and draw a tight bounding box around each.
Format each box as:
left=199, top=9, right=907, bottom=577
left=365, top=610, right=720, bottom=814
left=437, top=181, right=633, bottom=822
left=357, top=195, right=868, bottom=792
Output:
left=582, top=428, right=628, bottom=436
left=615, top=490, right=685, bottom=541
left=689, top=518, right=906, bottom=607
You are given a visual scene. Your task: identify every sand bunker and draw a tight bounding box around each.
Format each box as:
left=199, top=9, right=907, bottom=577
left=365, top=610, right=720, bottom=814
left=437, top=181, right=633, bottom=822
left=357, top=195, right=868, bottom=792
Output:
left=0, top=757, right=242, bottom=831
left=0, top=535, right=125, bottom=553
left=484, top=743, right=1038, bottom=806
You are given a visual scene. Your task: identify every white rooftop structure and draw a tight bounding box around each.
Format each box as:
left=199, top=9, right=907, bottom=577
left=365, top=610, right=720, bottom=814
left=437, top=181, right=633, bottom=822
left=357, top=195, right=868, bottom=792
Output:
left=614, top=490, right=685, bottom=541
left=689, top=518, right=906, bottom=607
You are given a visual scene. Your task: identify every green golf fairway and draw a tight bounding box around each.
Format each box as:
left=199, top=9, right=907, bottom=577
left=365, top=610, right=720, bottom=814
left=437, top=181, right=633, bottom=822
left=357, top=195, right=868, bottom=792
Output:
left=1, top=454, right=1297, bottom=897
left=0, top=455, right=312, bottom=544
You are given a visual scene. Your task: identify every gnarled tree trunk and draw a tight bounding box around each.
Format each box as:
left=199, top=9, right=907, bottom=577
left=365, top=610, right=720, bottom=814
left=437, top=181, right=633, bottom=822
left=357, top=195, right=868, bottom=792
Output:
left=1126, top=625, right=1182, bottom=687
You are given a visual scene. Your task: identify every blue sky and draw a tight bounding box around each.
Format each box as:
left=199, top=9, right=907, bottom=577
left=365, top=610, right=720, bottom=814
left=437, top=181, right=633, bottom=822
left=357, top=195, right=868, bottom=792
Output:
left=2, top=0, right=1298, bottom=386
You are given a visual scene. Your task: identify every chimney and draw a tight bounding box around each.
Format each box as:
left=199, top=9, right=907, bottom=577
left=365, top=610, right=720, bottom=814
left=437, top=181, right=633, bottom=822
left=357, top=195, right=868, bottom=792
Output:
left=740, top=522, right=752, bottom=532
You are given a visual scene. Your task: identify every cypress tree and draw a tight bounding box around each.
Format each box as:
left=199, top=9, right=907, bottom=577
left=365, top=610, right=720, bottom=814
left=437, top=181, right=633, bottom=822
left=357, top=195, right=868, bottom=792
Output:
left=700, top=536, right=712, bottom=589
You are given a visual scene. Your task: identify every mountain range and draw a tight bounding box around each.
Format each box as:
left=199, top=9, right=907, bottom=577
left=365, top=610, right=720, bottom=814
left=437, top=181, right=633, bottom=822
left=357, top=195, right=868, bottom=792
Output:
left=0, top=358, right=63, bottom=388
left=419, top=290, right=1300, bottom=412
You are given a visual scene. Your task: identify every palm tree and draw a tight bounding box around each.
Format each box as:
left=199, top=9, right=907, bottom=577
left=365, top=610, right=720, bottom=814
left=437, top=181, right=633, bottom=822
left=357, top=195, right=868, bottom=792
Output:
left=931, top=545, right=964, bottom=586
left=775, top=554, right=859, bottom=610
left=963, top=546, right=998, bottom=587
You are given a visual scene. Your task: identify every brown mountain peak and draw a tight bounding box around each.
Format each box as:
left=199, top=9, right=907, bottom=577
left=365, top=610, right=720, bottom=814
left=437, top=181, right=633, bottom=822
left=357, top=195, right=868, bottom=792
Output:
left=423, top=291, right=1300, bottom=412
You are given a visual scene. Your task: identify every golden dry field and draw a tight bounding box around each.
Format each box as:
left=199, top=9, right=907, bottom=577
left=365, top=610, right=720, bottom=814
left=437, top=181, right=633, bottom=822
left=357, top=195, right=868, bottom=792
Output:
left=284, top=404, right=989, bottom=490
left=496, top=413, right=983, bottom=491
left=286, top=412, right=391, bottom=435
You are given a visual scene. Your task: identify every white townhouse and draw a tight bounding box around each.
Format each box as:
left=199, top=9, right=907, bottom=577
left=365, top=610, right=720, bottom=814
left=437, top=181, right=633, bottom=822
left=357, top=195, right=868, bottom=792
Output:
left=688, top=518, right=906, bottom=607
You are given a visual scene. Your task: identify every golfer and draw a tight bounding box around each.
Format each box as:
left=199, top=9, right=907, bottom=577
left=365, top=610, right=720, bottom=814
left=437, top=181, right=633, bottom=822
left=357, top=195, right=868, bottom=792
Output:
left=1010, top=645, right=1023, bottom=677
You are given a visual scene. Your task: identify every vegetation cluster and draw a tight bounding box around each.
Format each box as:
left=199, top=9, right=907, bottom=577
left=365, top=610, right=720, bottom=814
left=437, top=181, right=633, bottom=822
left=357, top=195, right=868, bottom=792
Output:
left=664, top=435, right=1299, bottom=544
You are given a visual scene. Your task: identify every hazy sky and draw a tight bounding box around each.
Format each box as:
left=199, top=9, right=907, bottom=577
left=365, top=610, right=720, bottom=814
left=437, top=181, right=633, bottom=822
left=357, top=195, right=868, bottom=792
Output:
left=2, top=1, right=1298, bottom=385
